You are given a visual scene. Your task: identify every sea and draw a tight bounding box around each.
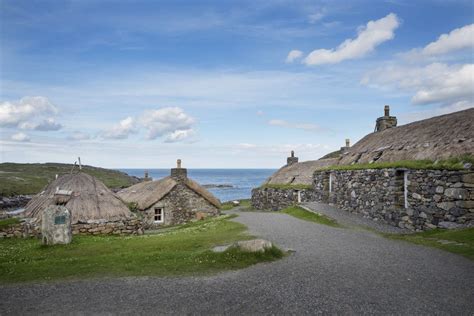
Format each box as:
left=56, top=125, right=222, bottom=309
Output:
left=118, top=169, right=276, bottom=202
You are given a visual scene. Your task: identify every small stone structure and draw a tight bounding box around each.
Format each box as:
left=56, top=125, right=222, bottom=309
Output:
left=41, top=205, right=72, bottom=245
left=251, top=187, right=315, bottom=211
left=313, top=168, right=474, bottom=230
left=375, top=105, right=397, bottom=132
left=118, top=160, right=221, bottom=227
left=287, top=151, right=299, bottom=166
left=340, top=139, right=351, bottom=154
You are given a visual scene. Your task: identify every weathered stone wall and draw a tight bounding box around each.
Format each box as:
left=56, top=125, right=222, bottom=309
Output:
left=312, top=168, right=474, bottom=230
left=142, top=183, right=220, bottom=227
left=251, top=188, right=315, bottom=211
left=71, top=218, right=143, bottom=236
left=0, top=218, right=144, bottom=238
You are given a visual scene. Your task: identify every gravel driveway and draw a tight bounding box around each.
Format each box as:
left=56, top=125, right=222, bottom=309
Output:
left=1, top=210, right=473, bottom=315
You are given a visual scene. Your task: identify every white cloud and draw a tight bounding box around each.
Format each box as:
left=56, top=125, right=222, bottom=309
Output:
left=11, top=132, right=30, bottom=142
left=19, top=118, right=62, bottom=131
left=0, top=96, right=59, bottom=129
left=286, top=50, right=303, bottom=63
left=101, top=107, right=196, bottom=142
left=422, top=24, right=474, bottom=56
left=68, top=131, right=91, bottom=141
left=268, top=119, right=324, bottom=132
left=164, top=129, right=196, bottom=143
left=141, top=107, right=195, bottom=141
left=303, top=13, right=400, bottom=65
left=102, top=116, right=136, bottom=139
left=362, top=63, right=474, bottom=106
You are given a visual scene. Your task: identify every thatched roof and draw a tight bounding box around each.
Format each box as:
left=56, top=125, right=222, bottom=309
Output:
left=264, top=158, right=338, bottom=185
left=339, top=108, right=474, bottom=165
left=118, top=176, right=221, bottom=209
left=25, top=173, right=133, bottom=224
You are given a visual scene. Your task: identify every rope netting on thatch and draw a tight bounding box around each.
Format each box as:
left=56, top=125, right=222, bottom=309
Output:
left=24, top=173, right=133, bottom=223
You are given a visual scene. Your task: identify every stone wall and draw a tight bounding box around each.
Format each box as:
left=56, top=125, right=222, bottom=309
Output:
left=251, top=188, right=315, bottom=211
left=143, top=183, right=220, bottom=227
left=0, top=218, right=144, bottom=239
left=312, top=168, right=474, bottom=230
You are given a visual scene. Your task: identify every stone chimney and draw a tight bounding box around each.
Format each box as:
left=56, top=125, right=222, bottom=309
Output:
left=143, top=170, right=151, bottom=182
left=171, top=159, right=187, bottom=182
left=287, top=150, right=299, bottom=165
left=375, top=105, right=397, bottom=132
left=340, top=139, right=351, bottom=154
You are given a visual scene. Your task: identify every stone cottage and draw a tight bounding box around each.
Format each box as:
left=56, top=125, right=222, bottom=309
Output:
left=118, top=160, right=221, bottom=227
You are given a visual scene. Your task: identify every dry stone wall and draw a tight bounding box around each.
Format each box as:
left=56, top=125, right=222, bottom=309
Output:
left=0, top=218, right=144, bottom=239
left=251, top=188, right=315, bottom=211
left=312, top=168, right=474, bottom=230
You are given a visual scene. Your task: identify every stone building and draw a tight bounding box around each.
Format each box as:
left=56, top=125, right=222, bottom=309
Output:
left=251, top=107, right=474, bottom=230
left=118, top=160, right=221, bottom=227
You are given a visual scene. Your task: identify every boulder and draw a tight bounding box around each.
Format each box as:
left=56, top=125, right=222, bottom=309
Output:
left=235, top=239, right=273, bottom=253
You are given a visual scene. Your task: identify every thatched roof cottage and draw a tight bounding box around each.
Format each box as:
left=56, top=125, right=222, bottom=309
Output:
left=118, top=160, right=221, bottom=226
left=25, top=172, right=133, bottom=224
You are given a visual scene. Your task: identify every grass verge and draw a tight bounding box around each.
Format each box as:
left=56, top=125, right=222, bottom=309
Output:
left=0, top=215, right=284, bottom=283
left=0, top=218, right=20, bottom=228
left=323, top=154, right=474, bottom=172
left=280, top=206, right=341, bottom=228
left=384, top=227, right=474, bottom=260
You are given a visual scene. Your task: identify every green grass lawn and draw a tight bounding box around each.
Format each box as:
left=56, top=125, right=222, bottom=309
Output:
left=0, top=218, right=20, bottom=228
left=280, top=206, right=342, bottom=228
left=0, top=215, right=283, bottom=283
left=0, top=162, right=137, bottom=196
left=384, top=228, right=474, bottom=260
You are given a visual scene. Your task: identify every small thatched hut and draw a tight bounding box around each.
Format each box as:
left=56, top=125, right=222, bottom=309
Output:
left=25, top=172, right=133, bottom=224
left=118, top=160, right=221, bottom=226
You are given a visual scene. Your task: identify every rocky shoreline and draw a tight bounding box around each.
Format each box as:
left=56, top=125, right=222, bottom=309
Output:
left=0, top=195, right=32, bottom=212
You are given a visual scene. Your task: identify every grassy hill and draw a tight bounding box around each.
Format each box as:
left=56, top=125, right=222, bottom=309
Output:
left=0, top=163, right=139, bottom=197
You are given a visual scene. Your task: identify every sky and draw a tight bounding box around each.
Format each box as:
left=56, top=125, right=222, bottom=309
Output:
left=0, top=0, right=473, bottom=168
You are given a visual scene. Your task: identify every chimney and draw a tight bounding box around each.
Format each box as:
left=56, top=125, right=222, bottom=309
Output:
left=170, top=159, right=187, bottom=182
left=143, top=170, right=151, bottom=181
left=375, top=105, right=397, bottom=132
left=384, top=105, right=390, bottom=117
left=287, top=151, right=299, bottom=165
left=341, top=139, right=351, bottom=154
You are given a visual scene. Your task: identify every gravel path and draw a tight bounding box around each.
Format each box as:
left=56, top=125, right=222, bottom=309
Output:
left=301, top=201, right=411, bottom=234
left=1, top=211, right=473, bottom=315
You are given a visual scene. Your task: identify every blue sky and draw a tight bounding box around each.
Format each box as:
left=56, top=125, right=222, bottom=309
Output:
left=1, top=0, right=473, bottom=168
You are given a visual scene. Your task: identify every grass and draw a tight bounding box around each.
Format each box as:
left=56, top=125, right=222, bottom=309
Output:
left=0, top=162, right=138, bottom=196
left=0, top=215, right=284, bottom=283
left=261, top=184, right=312, bottom=190
left=384, top=227, right=474, bottom=260
left=221, top=199, right=251, bottom=211
left=0, top=218, right=20, bottom=229
left=323, top=154, right=474, bottom=172
left=280, top=206, right=342, bottom=228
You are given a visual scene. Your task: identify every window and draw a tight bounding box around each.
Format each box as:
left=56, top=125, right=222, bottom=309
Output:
left=154, top=208, right=164, bottom=223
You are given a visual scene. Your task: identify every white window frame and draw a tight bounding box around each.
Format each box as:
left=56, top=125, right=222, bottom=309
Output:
left=154, top=207, right=164, bottom=223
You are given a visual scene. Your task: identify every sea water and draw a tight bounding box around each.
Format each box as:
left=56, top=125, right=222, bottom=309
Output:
left=118, top=169, right=276, bottom=202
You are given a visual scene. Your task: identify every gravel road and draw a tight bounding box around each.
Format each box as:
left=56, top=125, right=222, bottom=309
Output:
left=1, top=210, right=473, bottom=315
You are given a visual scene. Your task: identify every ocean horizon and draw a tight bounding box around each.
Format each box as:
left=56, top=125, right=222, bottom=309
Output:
left=118, top=168, right=277, bottom=202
